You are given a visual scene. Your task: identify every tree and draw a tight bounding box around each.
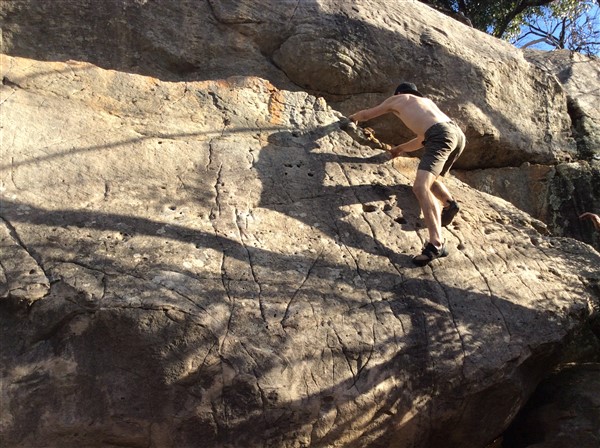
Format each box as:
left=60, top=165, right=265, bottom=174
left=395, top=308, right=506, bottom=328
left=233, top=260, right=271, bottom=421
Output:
left=419, top=1, right=555, bottom=36
left=511, top=1, right=600, bottom=55
left=420, top=0, right=600, bottom=55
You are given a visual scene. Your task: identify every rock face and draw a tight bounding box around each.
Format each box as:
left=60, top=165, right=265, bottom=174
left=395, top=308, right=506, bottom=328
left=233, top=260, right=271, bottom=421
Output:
left=503, top=363, right=600, bottom=448
left=0, top=0, right=575, bottom=169
left=525, top=49, right=600, bottom=162
left=5, top=0, right=596, bottom=252
left=454, top=160, right=600, bottom=251
left=456, top=51, right=600, bottom=251
left=1, top=54, right=599, bottom=448
left=524, top=51, right=600, bottom=250
left=1, top=1, right=599, bottom=447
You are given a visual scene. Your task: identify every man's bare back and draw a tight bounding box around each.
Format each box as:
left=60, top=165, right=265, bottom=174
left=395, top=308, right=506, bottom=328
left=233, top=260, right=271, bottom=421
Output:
left=387, top=95, right=451, bottom=136
left=350, top=93, right=451, bottom=137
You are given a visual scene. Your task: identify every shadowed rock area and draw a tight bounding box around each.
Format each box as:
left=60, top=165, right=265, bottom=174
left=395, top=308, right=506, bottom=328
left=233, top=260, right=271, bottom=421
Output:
left=1, top=1, right=600, bottom=447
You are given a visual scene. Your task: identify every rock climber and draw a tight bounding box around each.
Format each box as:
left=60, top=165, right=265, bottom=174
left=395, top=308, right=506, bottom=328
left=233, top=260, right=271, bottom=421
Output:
left=349, top=82, right=466, bottom=266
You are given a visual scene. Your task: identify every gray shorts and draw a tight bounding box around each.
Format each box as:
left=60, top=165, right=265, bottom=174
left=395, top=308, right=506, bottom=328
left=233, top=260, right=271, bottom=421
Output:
left=418, top=121, right=466, bottom=177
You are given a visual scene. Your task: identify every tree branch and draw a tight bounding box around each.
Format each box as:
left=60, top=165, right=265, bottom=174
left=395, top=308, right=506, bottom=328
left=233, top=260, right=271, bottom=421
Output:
left=521, top=37, right=554, bottom=48
left=494, top=0, right=554, bottom=37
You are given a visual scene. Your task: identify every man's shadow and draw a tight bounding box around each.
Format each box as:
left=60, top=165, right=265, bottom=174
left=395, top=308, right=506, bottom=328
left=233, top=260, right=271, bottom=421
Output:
left=255, top=122, right=422, bottom=266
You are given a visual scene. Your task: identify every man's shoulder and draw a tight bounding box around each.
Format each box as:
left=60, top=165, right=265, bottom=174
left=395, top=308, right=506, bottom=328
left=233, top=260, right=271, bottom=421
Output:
left=382, top=94, right=407, bottom=108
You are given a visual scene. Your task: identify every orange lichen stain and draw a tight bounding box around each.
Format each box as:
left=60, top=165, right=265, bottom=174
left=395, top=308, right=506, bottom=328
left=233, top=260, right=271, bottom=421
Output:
left=142, top=76, right=161, bottom=89
left=192, top=76, right=287, bottom=125
left=265, top=82, right=286, bottom=126
left=217, top=76, right=287, bottom=125
left=214, top=79, right=233, bottom=90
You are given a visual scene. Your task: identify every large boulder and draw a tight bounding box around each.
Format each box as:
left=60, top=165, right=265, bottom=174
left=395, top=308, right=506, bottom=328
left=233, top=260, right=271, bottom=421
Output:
left=1, top=54, right=599, bottom=448
left=456, top=51, right=600, bottom=248
left=0, top=0, right=576, bottom=169
left=525, top=50, right=600, bottom=161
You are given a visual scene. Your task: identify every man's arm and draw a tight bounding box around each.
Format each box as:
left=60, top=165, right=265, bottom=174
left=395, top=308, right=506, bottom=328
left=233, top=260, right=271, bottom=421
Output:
left=349, top=96, right=395, bottom=123
left=389, top=137, right=424, bottom=157
left=580, top=212, right=600, bottom=230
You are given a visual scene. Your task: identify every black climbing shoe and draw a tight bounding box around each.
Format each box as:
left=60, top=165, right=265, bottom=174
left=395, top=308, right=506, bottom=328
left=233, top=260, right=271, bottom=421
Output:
left=412, top=242, right=449, bottom=266
left=441, top=200, right=459, bottom=227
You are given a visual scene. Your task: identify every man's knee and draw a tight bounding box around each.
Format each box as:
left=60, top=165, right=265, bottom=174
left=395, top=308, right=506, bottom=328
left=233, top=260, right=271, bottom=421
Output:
left=412, top=182, right=429, bottom=199
left=413, top=170, right=435, bottom=198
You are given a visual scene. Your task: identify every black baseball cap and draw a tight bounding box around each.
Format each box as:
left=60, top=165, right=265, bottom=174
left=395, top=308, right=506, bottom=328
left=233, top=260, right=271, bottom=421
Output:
left=394, top=82, right=424, bottom=97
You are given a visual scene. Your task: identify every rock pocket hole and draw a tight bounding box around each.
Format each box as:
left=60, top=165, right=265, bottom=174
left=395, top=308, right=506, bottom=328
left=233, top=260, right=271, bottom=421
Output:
left=363, top=204, right=378, bottom=213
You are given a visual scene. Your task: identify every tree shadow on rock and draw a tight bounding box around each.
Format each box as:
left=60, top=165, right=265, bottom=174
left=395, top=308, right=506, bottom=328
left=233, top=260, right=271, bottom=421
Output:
left=254, top=124, right=422, bottom=268
left=0, top=180, right=588, bottom=448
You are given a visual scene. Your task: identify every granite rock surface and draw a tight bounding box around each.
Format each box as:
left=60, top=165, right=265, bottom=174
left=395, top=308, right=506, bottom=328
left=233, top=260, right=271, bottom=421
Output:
left=1, top=54, right=599, bottom=448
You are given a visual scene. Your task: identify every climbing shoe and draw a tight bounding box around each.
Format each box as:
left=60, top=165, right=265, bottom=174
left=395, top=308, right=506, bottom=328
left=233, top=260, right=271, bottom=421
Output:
left=412, top=242, right=449, bottom=267
left=441, top=200, right=459, bottom=227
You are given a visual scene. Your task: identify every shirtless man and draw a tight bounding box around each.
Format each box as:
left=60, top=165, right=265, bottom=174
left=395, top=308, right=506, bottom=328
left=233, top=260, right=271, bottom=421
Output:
left=349, top=82, right=466, bottom=266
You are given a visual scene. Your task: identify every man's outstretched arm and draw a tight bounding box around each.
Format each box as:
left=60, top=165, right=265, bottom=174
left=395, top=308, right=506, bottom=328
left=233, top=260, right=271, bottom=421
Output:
left=349, top=97, right=395, bottom=123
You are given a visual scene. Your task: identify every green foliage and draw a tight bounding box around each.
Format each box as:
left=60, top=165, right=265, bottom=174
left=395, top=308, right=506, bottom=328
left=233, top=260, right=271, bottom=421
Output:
left=420, top=0, right=600, bottom=55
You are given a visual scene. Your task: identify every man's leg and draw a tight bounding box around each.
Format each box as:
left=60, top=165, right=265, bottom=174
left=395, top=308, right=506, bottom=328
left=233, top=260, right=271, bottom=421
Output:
left=432, top=179, right=460, bottom=226
left=413, top=169, right=443, bottom=247
left=431, top=180, right=453, bottom=204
